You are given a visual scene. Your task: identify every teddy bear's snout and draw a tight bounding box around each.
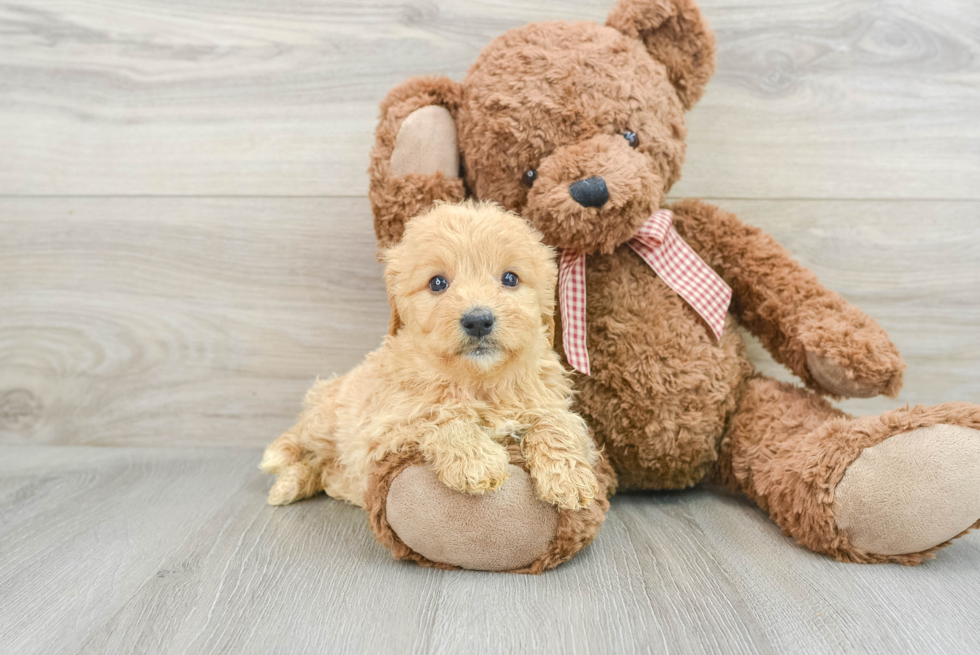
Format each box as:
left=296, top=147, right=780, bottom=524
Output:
left=568, top=176, right=609, bottom=208
left=521, top=133, right=661, bottom=254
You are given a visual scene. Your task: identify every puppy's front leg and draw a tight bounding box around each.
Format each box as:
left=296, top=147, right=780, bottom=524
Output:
left=522, top=411, right=599, bottom=510
left=420, top=422, right=511, bottom=495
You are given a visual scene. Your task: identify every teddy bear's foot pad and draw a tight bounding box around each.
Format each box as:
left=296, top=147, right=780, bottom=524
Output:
left=834, top=424, right=980, bottom=555
left=386, top=464, right=558, bottom=571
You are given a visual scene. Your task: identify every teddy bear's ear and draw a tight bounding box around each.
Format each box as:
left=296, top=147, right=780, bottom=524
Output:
left=369, top=76, right=467, bottom=249
left=606, top=0, right=716, bottom=110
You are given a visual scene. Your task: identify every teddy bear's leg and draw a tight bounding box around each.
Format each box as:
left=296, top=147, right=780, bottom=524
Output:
left=718, top=376, right=980, bottom=564
left=363, top=441, right=616, bottom=573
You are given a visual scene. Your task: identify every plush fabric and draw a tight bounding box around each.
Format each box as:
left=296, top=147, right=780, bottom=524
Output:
left=386, top=464, right=558, bottom=572
left=719, top=385, right=980, bottom=564
left=834, top=424, right=980, bottom=556
left=369, top=76, right=467, bottom=249
left=555, top=235, right=750, bottom=490
left=365, top=442, right=614, bottom=574
left=389, top=105, right=459, bottom=178
left=365, top=0, right=980, bottom=571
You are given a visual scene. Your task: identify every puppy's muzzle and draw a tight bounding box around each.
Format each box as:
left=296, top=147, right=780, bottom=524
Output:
left=460, top=308, right=495, bottom=338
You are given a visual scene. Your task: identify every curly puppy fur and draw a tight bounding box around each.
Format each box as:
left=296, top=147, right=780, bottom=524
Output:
left=368, top=0, right=980, bottom=567
left=262, top=202, right=599, bottom=516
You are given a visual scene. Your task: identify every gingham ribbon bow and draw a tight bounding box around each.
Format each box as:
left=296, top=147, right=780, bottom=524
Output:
left=559, top=209, right=732, bottom=376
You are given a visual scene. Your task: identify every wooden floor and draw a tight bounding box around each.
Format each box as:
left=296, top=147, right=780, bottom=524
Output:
left=2, top=445, right=979, bottom=655
left=2, top=0, right=979, bottom=653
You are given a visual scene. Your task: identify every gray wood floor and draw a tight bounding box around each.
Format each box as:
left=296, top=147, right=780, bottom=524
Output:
left=2, top=0, right=980, bottom=653
left=2, top=445, right=979, bottom=655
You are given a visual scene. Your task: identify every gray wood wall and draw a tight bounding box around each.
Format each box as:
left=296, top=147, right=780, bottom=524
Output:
left=2, top=0, right=979, bottom=448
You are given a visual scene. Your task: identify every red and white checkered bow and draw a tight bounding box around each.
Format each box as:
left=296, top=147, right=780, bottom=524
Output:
left=558, top=209, right=732, bottom=376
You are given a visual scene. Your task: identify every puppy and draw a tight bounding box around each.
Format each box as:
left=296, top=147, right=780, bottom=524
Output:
left=261, top=201, right=599, bottom=511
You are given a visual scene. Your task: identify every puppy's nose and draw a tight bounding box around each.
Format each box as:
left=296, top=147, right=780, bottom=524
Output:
left=461, top=308, right=495, bottom=338
left=568, top=176, right=609, bottom=208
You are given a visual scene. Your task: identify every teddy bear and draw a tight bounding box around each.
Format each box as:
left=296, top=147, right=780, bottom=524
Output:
left=360, top=0, right=980, bottom=573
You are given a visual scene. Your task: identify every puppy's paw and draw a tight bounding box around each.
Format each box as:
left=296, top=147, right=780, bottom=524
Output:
left=260, top=433, right=305, bottom=475
left=430, top=441, right=511, bottom=496
left=266, top=463, right=321, bottom=506
left=530, top=456, right=599, bottom=511
left=260, top=445, right=292, bottom=475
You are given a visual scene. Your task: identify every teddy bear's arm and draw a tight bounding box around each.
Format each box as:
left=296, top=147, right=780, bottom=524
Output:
left=669, top=198, right=905, bottom=399
left=368, top=76, right=467, bottom=249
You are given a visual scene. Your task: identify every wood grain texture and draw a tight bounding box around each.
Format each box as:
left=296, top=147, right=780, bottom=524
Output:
left=0, top=197, right=388, bottom=447
left=0, top=445, right=976, bottom=655
left=0, top=446, right=261, bottom=655
left=1, top=0, right=977, bottom=198
left=2, top=197, right=978, bottom=446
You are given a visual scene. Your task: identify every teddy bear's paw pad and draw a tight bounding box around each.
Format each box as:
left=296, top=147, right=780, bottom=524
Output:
left=834, top=424, right=980, bottom=555
left=806, top=351, right=889, bottom=399
left=386, top=464, right=559, bottom=571
left=390, top=105, right=459, bottom=178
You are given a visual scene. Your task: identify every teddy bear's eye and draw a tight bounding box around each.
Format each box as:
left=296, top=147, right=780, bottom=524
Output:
left=623, top=131, right=640, bottom=149
left=428, top=275, right=449, bottom=293
left=501, top=271, right=519, bottom=288
left=521, top=170, right=537, bottom=188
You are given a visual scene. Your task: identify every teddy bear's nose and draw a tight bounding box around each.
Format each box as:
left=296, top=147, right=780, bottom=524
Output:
left=568, top=176, right=609, bottom=208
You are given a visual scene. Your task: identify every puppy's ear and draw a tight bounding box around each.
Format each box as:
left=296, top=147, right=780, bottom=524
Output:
left=387, top=290, right=403, bottom=337
left=542, top=310, right=556, bottom=349
left=382, top=250, right=404, bottom=337
left=606, top=0, right=716, bottom=110
left=538, top=245, right=559, bottom=348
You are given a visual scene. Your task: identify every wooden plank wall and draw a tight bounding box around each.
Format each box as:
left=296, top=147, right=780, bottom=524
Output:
left=2, top=0, right=978, bottom=447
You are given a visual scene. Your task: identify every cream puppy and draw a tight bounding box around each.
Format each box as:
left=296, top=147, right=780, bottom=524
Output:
left=261, top=201, right=599, bottom=511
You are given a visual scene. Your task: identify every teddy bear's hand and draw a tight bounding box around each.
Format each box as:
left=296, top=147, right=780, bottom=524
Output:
left=389, top=105, right=459, bottom=179
left=806, top=351, right=890, bottom=399
left=799, top=309, right=906, bottom=398
left=369, top=76, right=466, bottom=248
left=423, top=427, right=511, bottom=495
left=527, top=453, right=599, bottom=511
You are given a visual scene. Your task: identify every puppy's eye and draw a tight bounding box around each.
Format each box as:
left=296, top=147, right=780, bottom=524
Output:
left=521, top=170, right=537, bottom=188
left=501, top=271, right=519, bottom=288
left=428, top=275, right=449, bottom=293
left=623, top=131, right=639, bottom=149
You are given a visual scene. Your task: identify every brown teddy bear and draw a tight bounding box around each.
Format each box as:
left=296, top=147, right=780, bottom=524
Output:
left=362, top=0, right=980, bottom=573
